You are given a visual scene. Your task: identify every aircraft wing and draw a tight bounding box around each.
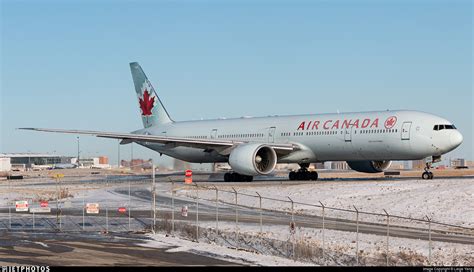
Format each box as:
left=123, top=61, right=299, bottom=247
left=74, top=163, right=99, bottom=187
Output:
left=19, top=128, right=296, bottom=155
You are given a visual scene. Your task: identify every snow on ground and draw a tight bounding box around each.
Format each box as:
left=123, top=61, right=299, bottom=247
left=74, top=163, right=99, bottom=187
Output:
left=0, top=179, right=153, bottom=209
left=196, top=220, right=473, bottom=266
left=140, top=233, right=315, bottom=266
left=174, top=178, right=474, bottom=228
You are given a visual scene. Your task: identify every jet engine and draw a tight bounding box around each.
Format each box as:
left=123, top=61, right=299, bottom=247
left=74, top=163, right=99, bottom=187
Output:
left=228, top=143, right=277, bottom=176
left=346, top=160, right=392, bottom=173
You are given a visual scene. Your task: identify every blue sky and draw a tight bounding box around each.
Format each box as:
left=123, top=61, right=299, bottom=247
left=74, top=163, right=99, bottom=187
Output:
left=1, top=0, right=472, bottom=166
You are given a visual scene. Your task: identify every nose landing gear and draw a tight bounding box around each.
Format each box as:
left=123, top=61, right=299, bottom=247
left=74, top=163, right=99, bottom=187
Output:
left=289, top=163, right=319, bottom=181
left=422, top=162, right=434, bottom=180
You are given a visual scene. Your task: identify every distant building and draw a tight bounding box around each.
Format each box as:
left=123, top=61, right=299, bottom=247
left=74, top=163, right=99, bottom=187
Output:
left=99, top=156, right=109, bottom=164
left=450, top=158, right=466, bottom=168
left=0, top=153, right=73, bottom=171
left=389, top=161, right=405, bottom=170
left=330, top=161, right=350, bottom=170
left=312, top=163, right=325, bottom=170
left=121, top=159, right=152, bottom=170
left=71, top=156, right=110, bottom=169
left=0, top=157, right=11, bottom=171
left=412, top=160, right=426, bottom=170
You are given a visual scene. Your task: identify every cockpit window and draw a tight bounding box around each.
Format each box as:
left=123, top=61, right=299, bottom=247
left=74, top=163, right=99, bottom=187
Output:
left=433, top=124, right=456, bottom=131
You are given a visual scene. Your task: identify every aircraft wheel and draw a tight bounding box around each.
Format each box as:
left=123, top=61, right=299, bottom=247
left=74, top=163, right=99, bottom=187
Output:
left=422, top=172, right=430, bottom=180
left=295, top=172, right=302, bottom=180
left=289, top=171, right=296, bottom=181
left=224, top=173, right=231, bottom=182
left=310, top=171, right=318, bottom=181
left=428, top=172, right=434, bottom=179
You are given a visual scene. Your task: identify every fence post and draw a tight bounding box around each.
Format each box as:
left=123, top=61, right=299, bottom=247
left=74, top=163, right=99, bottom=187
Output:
left=106, top=176, right=109, bottom=233
left=152, top=163, right=156, bottom=234
left=194, top=183, right=199, bottom=241
left=319, top=201, right=325, bottom=261
left=171, top=178, right=175, bottom=234
left=213, top=185, right=219, bottom=236
left=353, top=205, right=359, bottom=265
left=82, top=183, right=85, bottom=231
left=232, top=187, right=238, bottom=243
left=288, top=196, right=295, bottom=261
left=425, top=215, right=432, bottom=265
left=56, top=176, right=60, bottom=230
left=128, top=179, right=131, bottom=231
left=383, top=209, right=390, bottom=266
left=9, top=204, right=11, bottom=230
left=256, top=192, right=262, bottom=235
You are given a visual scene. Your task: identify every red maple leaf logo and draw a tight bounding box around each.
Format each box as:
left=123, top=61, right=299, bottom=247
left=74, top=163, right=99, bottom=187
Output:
left=139, top=89, right=155, bottom=116
left=384, top=116, right=397, bottom=129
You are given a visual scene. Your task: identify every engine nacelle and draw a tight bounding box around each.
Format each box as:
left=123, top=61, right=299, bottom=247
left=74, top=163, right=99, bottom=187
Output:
left=228, top=143, right=277, bottom=176
left=346, top=160, right=392, bottom=173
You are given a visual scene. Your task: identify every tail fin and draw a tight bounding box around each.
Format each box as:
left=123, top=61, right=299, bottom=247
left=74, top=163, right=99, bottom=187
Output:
left=130, top=62, right=173, bottom=128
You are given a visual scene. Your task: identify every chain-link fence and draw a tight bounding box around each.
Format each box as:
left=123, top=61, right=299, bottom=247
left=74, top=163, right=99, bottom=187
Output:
left=1, top=175, right=473, bottom=266
left=166, top=182, right=474, bottom=266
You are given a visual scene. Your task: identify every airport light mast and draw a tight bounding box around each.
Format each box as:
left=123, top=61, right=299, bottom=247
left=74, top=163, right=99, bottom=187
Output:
left=77, top=136, right=80, bottom=168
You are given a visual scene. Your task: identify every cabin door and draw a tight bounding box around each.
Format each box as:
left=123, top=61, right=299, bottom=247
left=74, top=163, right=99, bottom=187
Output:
left=401, top=122, right=412, bottom=140
left=268, top=127, right=276, bottom=143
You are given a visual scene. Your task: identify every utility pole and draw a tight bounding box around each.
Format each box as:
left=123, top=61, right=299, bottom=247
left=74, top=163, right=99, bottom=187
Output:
left=130, top=143, right=134, bottom=169
left=77, top=137, right=80, bottom=167
left=118, top=140, right=121, bottom=168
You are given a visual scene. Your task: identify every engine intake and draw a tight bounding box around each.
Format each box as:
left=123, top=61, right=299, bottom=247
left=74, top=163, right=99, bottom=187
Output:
left=229, top=144, right=277, bottom=176
left=347, top=160, right=392, bottom=173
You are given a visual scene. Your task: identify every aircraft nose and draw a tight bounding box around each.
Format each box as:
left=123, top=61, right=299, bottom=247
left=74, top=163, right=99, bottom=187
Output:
left=450, top=130, right=463, bottom=148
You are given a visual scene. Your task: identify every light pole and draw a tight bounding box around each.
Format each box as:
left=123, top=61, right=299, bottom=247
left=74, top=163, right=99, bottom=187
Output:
left=118, top=140, right=121, bottom=168
left=77, top=137, right=80, bottom=167
left=130, top=143, right=134, bottom=169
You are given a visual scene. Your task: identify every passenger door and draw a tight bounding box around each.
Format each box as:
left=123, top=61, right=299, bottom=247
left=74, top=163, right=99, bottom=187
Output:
left=267, top=127, right=276, bottom=143
left=210, top=129, right=218, bottom=139
left=344, top=126, right=352, bottom=142
left=401, top=122, right=412, bottom=140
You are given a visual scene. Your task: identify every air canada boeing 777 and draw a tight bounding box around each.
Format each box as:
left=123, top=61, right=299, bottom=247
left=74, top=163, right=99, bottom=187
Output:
left=21, top=62, right=463, bottom=182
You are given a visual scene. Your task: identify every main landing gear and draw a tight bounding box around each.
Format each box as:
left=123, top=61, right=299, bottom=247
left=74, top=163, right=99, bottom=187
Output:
left=289, top=163, right=318, bottom=181
left=224, top=172, right=254, bottom=182
left=422, top=162, right=434, bottom=180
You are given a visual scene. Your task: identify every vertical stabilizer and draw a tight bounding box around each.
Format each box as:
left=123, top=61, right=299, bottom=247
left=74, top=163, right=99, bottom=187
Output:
left=130, top=62, right=173, bottom=128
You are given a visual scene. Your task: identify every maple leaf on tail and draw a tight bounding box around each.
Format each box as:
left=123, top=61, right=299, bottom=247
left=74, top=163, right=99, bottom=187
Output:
left=139, top=89, right=155, bottom=116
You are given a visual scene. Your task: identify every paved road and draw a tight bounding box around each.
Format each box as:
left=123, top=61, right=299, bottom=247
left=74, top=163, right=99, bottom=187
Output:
left=0, top=230, right=240, bottom=266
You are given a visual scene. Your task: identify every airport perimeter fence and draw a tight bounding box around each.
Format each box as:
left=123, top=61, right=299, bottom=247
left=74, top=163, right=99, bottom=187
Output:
left=1, top=174, right=473, bottom=266
left=0, top=175, right=156, bottom=234
left=160, top=181, right=474, bottom=266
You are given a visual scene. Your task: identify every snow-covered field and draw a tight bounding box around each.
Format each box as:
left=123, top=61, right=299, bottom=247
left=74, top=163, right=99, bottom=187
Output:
left=1, top=175, right=473, bottom=266
left=140, top=233, right=315, bottom=266
left=174, top=178, right=474, bottom=228
left=194, top=220, right=473, bottom=266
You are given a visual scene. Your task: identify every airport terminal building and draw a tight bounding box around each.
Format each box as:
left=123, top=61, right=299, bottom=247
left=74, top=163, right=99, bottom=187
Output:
left=0, top=153, right=73, bottom=171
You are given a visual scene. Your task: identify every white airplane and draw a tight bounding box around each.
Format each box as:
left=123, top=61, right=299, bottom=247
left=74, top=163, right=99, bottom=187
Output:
left=21, top=62, right=463, bottom=181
